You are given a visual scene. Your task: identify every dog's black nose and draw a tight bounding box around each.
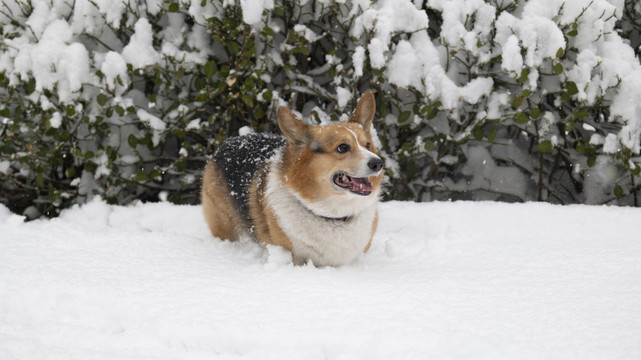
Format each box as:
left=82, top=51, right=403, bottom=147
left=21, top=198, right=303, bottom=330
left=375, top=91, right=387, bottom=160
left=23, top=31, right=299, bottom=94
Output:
left=368, top=158, right=384, bottom=172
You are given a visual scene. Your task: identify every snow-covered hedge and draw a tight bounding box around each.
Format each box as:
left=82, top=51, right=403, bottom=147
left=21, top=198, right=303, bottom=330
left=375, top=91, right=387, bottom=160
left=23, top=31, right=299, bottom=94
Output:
left=1, top=0, right=641, bottom=217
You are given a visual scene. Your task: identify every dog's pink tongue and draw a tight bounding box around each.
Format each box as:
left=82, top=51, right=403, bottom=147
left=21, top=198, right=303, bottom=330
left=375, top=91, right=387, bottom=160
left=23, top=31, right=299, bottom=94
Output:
left=351, top=177, right=373, bottom=194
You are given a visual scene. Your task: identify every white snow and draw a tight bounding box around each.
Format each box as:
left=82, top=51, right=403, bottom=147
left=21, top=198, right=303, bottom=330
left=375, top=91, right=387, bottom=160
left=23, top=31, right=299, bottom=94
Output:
left=0, top=161, right=9, bottom=174
left=603, top=133, right=620, bottom=154
left=6, top=18, right=92, bottom=104
left=49, top=112, right=62, bottom=129
left=121, top=18, right=161, bottom=69
left=336, top=87, right=351, bottom=109
left=1, top=200, right=640, bottom=359
left=137, top=109, right=166, bottom=146
left=352, top=46, right=365, bottom=78
left=501, top=35, right=523, bottom=74
left=100, top=51, right=129, bottom=95
left=239, top=0, right=274, bottom=25
left=293, top=24, right=319, bottom=43
left=238, top=126, right=255, bottom=136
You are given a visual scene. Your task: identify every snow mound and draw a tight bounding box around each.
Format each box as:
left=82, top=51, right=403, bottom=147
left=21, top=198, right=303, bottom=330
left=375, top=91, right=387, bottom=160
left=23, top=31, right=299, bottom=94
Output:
left=1, top=200, right=640, bottom=359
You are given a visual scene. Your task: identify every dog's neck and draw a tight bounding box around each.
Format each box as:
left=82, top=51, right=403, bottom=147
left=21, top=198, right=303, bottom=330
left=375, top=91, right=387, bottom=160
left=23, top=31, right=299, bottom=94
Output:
left=319, top=214, right=350, bottom=222
left=296, top=196, right=351, bottom=222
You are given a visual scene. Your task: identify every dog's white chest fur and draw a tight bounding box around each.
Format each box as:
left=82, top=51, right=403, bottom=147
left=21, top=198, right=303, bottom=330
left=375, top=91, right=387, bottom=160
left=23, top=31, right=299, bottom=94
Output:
left=264, top=155, right=378, bottom=266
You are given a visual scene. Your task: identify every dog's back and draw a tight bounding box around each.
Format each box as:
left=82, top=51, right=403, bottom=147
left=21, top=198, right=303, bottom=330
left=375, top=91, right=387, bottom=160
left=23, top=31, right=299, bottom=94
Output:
left=213, top=133, right=286, bottom=221
left=201, top=133, right=285, bottom=241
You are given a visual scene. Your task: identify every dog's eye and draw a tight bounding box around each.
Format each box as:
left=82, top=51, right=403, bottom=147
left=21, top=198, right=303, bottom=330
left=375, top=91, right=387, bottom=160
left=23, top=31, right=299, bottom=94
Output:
left=366, top=142, right=371, bottom=150
left=336, top=143, right=350, bottom=153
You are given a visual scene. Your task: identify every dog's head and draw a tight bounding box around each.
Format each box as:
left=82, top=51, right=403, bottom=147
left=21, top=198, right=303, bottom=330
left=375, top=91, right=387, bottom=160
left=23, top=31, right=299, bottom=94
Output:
left=277, top=92, right=383, bottom=217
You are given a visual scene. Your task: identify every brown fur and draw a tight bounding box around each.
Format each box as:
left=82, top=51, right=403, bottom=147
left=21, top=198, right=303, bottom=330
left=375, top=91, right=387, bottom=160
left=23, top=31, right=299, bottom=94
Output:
left=248, top=165, right=293, bottom=250
left=201, top=161, right=244, bottom=241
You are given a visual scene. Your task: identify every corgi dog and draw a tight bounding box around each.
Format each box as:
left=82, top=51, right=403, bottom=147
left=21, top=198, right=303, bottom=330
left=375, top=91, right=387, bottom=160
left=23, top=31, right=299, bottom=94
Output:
left=201, top=92, right=383, bottom=266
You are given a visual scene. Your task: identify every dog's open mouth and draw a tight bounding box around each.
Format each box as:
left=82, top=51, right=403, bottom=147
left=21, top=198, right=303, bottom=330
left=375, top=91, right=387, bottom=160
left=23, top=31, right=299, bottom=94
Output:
left=333, top=172, right=373, bottom=196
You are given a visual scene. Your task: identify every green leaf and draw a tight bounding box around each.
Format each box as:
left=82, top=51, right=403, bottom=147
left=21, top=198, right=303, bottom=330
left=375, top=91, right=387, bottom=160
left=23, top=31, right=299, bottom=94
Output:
left=614, top=184, right=624, bottom=198
left=97, top=93, right=108, bottom=106
left=515, top=112, right=529, bottom=124
left=115, top=106, right=125, bottom=117
left=66, top=105, right=75, bottom=116
left=222, top=17, right=238, bottom=29
left=241, top=94, right=254, bottom=107
left=406, top=160, right=418, bottom=178
left=488, top=127, right=498, bottom=143
left=168, top=2, right=179, bottom=12
left=380, top=103, right=388, bottom=118
left=530, top=107, right=541, bottom=119
left=65, top=166, right=75, bottom=178
left=553, top=62, right=563, bottom=75
left=228, top=41, right=240, bottom=54
left=194, top=77, right=206, bottom=91
left=511, top=95, right=523, bottom=108
left=518, top=68, right=530, bottom=84
left=172, top=129, right=187, bottom=139
left=204, top=60, right=217, bottom=78
left=556, top=47, right=565, bottom=58
left=566, top=81, right=578, bottom=96
left=135, top=171, right=148, bottom=182
left=128, top=134, right=138, bottom=148
left=536, top=140, right=553, bottom=153
left=587, top=155, right=596, bottom=167
left=565, top=118, right=576, bottom=132
left=575, top=109, right=589, bottom=120
left=273, top=7, right=285, bottom=16
left=175, top=158, right=187, bottom=172
left=568, top=23, right=578, bottom=37
left=424, top=140, right=435, bottom=151
left=36, top=172, right=45, bottom=188
left=397, top=111, right=411, bottom=123
left=149, top=168, right=161, bottom=181
left=263, top=26, right=275, bottom=36
left=27, top=78, right=35, bottom=94
left=243, top=77, right=255, bottom=91
left=631, top=165, right=641, bottom=176
left=292, top=46, right=310, bottom=56
left=262, top=90, right=273, bottom=101
left=472, top=125, right=484, bottom=141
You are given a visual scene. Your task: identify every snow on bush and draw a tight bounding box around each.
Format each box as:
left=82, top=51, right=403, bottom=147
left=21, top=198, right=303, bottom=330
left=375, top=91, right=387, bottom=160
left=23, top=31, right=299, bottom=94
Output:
left=0, top=0, right=640, bottom=218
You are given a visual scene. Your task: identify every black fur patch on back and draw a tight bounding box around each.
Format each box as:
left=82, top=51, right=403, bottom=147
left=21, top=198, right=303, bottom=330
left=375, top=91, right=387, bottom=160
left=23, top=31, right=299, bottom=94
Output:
left=213, top=133, right=287, bottom=221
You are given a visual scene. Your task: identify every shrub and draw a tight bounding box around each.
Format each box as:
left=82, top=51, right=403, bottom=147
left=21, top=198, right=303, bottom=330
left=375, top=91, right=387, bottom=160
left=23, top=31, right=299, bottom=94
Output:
left=1, top=0, right=640, bottom=218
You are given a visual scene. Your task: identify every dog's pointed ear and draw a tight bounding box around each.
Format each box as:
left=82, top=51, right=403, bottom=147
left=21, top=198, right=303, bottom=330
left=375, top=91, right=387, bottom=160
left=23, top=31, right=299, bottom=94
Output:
left=278, top=107, right=309, bottom=146
left=349, top=91, right=376, bottom=134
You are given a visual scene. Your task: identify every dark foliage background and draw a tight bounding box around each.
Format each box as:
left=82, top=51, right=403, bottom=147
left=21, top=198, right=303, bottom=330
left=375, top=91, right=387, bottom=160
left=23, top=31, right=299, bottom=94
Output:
left=1, top=0, right=641, bottom=218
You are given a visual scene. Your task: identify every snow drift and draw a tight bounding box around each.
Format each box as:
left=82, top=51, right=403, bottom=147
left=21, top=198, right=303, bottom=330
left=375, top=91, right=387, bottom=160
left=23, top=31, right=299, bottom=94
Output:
left=1, top=200, right=640, bottom=359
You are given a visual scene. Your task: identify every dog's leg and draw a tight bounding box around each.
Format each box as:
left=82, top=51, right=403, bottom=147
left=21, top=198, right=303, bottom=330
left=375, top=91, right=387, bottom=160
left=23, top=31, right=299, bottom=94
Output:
left=201, top=161, right=241, bottom=241
left=248, top=166, right=295, bottom=252
left=364, top=210, right=379, bottom=253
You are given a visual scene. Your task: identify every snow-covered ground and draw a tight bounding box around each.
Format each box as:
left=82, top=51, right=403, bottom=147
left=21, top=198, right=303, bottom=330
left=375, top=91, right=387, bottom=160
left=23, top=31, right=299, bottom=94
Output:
left=1, top=200, right=640, bottom=359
